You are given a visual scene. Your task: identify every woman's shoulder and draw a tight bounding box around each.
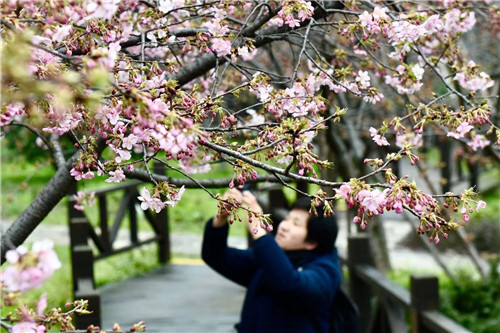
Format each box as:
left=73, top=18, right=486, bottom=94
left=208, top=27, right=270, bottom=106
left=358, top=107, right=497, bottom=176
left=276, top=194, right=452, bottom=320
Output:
left=305, top=249, right=341, bottom=272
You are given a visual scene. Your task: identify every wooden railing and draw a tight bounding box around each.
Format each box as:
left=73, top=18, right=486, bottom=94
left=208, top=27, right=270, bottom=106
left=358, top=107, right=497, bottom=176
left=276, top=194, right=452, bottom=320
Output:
left=345, top=235, right=471, bottom=333
left=67, top=180, right=170, bottom=329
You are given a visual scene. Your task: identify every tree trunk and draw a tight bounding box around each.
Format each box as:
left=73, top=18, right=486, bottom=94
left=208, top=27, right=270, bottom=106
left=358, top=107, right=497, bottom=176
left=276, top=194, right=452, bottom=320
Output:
left=1, top=154, right=78, bottom=263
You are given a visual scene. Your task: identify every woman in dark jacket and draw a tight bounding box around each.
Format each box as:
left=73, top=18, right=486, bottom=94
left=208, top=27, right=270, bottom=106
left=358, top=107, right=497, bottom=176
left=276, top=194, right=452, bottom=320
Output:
left=202, top=189, right=341, bottom=333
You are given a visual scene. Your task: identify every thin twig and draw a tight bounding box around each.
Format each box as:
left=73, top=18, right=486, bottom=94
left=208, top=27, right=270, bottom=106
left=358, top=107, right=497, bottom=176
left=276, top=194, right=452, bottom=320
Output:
left=151, top=157, right=217, bottom=199
left=6, top=121, right=55, bottom=156
left=291, top=19, right=314, bottom=83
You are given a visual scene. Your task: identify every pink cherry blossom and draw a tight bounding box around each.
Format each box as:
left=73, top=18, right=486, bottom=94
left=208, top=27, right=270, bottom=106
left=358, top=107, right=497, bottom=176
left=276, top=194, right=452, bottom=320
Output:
left=51, top=25, right=72, bottom=43
left=84, top=0, right=120, bottom=21
left=254, top=84, right=274, bottom=103
left=157, top=0, right=185, bottom=14
left=446, top=122, right=473, bottom=139
left=1, top=102, right=25, bottom=126
left=359, top=11, right=372, bottom=27
left=467, top=135, right=490, bottom=151
left=335, top=184, right=352, bottom=201
left=109, top=144, right=131, bottom=163
left=444, top=8, right=476, bottom=33
left=12, top=322, right=38, bottom=333
left=1, top=240, right=61, bottom=293
left=356, top=71, right=371, bottom=89
left=369, top=127, right=390, bottom=146
left=476, top=200, right=487, bottom=212
left=396, top=133, right=423, bottom=149
left=412, top=64, right=424, bottom=80
left=357, top=189, right=388, bottom=215
left=238, top=46, right=258, bottom=61
left=211, top=38, right=232, bottom=57
left=166, top=186, right=185, bottom=208
left=73, top=191, right=96, bottom=211
left=138, top=187, right=165, bottom=213
left=203, top=19, right=229, bottom=36
left=105, top=168, right=125, bottom=183
left=122, top=134, right=139, bottom=150
left=37, top=293, right=48, bottom=316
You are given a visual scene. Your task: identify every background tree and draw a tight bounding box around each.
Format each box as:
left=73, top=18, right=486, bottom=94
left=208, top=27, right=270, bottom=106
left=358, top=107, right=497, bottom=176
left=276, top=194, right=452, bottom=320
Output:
left=1, top=0, right=499, bottom=264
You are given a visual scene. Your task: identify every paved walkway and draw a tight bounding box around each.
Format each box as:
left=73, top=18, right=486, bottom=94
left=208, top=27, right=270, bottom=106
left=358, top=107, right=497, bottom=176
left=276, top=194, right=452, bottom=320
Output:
left=100, top=264, right=245, bottom=332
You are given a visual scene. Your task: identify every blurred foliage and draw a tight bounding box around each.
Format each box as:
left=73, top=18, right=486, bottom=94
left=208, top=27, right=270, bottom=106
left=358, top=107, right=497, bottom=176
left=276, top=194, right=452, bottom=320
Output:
left=464, top=186, right=500, bottom=255
left=389, top=260, right=500, bottom=333
left=440, top=260, right=500, bottom=333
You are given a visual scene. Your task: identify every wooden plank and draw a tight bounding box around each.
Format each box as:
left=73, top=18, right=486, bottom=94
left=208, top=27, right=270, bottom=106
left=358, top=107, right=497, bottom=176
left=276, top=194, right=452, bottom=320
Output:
left=91, top=180, right=143, bottom=196
left=354, top=264, right=411, bottom=308
left=87, top=222, right=107, bottom=254
left=384, top=298, right=407, bottom=333
left=421, top=310, right=472, bottom=333
left=109, top=189, right=135, bottom=244
left=94, top=237, right=161, bottom=260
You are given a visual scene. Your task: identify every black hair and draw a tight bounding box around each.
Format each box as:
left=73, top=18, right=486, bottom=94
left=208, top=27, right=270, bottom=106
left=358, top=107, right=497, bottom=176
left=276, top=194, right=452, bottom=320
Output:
left=291, top=196, right=338, bottom=254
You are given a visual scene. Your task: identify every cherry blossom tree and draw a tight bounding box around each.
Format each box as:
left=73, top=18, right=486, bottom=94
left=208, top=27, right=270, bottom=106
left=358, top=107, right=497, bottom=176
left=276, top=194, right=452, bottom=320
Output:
left=1, top=0, right=499, bottom=264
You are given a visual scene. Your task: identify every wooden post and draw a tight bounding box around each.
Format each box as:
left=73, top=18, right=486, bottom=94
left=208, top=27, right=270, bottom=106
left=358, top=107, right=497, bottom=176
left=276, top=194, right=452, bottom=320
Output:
left=99, top=195, right=111, bottom=252
left=348, top=234, right=374, bottom=333
left=69, top=186, right=101, bottom=329
left=410, top=275, right=439, bottom=333
left=69, top=217, right=101, bottom=328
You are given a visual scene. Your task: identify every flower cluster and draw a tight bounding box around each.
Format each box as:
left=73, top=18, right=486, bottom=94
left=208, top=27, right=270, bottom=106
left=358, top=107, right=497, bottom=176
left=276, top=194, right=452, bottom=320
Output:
left=445, top=187, right=488, bottom=224
left=138, top=185, right=186, bottom=213
left=396, top=132, right=423, bottom=149
left=447, top=121, right=473, bottom=139
left=2, top=240, right=61, bottom=293
left=358, top=6, right=391, bottom=35
left=251, top=72, right=329, bottom=119
left=453, top=61, right=495, bottom=92
left=276, top=0, right=315, bottom=28
left=1, top=102, right=25, bottom=126
left=468, top=134, right=491, bottom=151
left=1, top=242, right=98, bottom=333
left=369, top=127, right=389, bottom=146
left=73, top=191, right=96, bottom=211
left=384, top=64, right=424, bottom=95
left=335, top=177, right=440, bottom=232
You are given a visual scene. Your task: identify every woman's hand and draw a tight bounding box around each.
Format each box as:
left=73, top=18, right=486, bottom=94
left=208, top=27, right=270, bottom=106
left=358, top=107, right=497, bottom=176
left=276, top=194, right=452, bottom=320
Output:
left=213, top=188, right=243, bottom=228
left=242, top=191, right=267, bottom=239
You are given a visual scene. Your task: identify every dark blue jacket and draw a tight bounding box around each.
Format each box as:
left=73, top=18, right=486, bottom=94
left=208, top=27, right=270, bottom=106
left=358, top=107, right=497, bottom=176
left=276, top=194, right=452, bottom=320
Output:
left=202, top=220, right=341, bottom=333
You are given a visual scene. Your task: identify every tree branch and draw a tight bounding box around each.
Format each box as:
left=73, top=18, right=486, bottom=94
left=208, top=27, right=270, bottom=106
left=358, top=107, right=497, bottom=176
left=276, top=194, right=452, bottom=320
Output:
left=123, top=168, right=286, bottom=187
left=50, top=134, right=66, bottom=169
left=201, top=140, right=344, bottom=187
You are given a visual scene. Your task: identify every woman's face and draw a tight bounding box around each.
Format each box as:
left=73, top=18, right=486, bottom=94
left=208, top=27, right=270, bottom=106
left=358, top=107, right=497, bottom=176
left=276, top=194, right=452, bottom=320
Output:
left=275, top=209, right=317, bottom=251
